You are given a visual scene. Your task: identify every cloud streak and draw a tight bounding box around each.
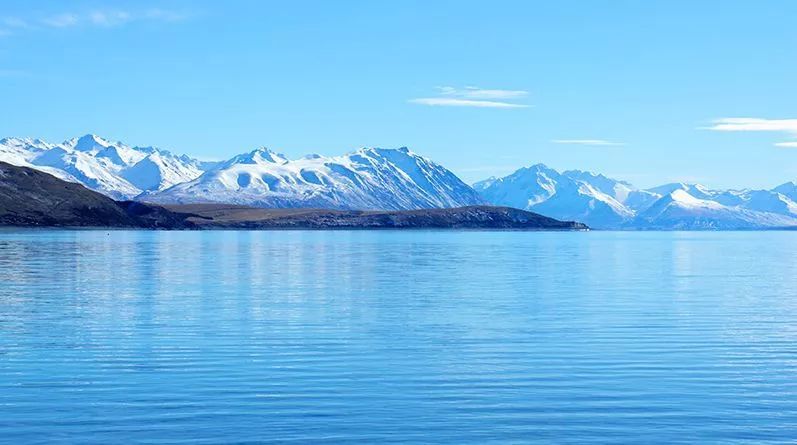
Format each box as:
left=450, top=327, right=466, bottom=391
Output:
left=410, top=98, right=529, bottom=108
left=438, top=86, right=528, bottom=100
left=0, top=8, right=191, bottom=35
left=410, top=86, right=529, bottom=108
left=42, top=13, right=79, bottom=28
left=705, top=117, right=797, bottom=147
left=552, top=139, right=624, bottom=146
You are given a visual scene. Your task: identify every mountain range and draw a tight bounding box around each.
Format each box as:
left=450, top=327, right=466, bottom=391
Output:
left=475, top=165, right=797, bottom=229
left=0, top=161, right=583, bottom=231
left=2, top=134, right=796, bottom=229
left=144, top=146, right=485, bottom=210
left=0, top=134, right=214, bottom=200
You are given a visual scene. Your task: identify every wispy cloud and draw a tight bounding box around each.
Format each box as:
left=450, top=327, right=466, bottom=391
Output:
left=552, top=139, right=624, bottom=146
left=410, top=86, right=530, bottom=108
left=0, top=8, right=193, bottom=33
left=438, top=86, right=528, bottom=100
left=88, top=11, right=133, bottom=27
left=2, top=17, right=30, bottom=29
left=704, top=117, right=797, bottom=147
left=410, top=98, right=528, bottom=108
left=0, top=17, right=30, bottom=36
left=42, top=13, right=79, bottom=28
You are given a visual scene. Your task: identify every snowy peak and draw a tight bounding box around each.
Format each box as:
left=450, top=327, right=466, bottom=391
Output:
left=229, top=147, right=289, bottom=166
left=476, top=164, right=634, bottom=227
left=0, top=134, right=212, bottom=199
left=669, top=189, right=722, bottom=207
left=145, top=146, right=485, bottom=210
left=647, top=182, right=718, bottom=200
left=774, top=181, right=797, bottom=202
left=66, top=134, right=116, bottom=152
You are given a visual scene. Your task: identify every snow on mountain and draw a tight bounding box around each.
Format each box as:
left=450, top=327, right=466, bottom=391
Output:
left=145, top=146, right=486, bottom=210
left=476, top=165, right=797, bottom=229
left=122, top=152, right=205, bottom=193
left=0, top=137, right=54, bottom=164
left=774, top=181, right=797, bottom=202
left=646, top=183, right=719, bottom=200
left=4, top=133, right=797, bottom=229
left=475, top=164, right=635, bottom=228
left=473, top=164, right=559, bottom=210
left=562, top=170, right=634, bottom=202
left=0, top=135, right=211, bottom=199
left=631, top=189, right=797, bottom=229
left=531, top=179, right=634, bottom=228
left=733, top=190, right=797, bottom=217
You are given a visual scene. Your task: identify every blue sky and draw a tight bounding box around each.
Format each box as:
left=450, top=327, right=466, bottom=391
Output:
left=1, top=0, right=796, bottom=188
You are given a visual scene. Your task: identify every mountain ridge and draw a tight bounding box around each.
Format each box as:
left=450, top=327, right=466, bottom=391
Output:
left=0, top=161, right=584, bottom=231
left=144, top=145, right=486, bottom=211
left=3, top=134, right=797, bottom=230
left=476, top=164, right=797, bottom=229
left=0, top=134, right=214, bottom=200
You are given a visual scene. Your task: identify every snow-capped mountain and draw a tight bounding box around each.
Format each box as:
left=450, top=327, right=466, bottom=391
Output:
left=774, top=181, right=797, bottom=202
left=145, top=146, right=486, bottom=210
left=474, top=165, right=634, bottom=228
left=476, top=164, right=797, bottom=229
left=0, top=135, right=212, bottom=199
left=632, top=189, right=797, bottom=230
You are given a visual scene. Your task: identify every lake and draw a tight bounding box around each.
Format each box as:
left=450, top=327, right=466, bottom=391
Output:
left=1, top=230, right=797, bottom=443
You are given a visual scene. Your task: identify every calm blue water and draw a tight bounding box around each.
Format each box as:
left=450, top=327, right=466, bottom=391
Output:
left=1, top=230, right=797, bottom=444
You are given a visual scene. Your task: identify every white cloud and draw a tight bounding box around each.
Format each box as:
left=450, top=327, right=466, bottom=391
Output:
left=88, top=11, right=132, bottom=27
left=144, top=8, right=191, bottom=22
left=409, top=98, right=529, bottom=108
left=410, top=86, right=529, bottom=108
left=552, top=139, right=624, bottom=146
left=438, top=86, right=529, bottom=100
left=705, top=117, right=797, bottom=147
left=42, top=13, right=79, bottom=28
left=2, top=17, right=30, bottom=28
left=34, top=9, right=189, bottom=30
left=705, top=117, right=797, bottom=133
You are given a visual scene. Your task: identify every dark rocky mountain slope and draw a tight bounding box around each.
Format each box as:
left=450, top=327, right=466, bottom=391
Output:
left=0, top=161, right=194, bottom=228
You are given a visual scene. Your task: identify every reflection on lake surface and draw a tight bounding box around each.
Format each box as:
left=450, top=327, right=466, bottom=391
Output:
left=1, top=230, right=797, bottom=443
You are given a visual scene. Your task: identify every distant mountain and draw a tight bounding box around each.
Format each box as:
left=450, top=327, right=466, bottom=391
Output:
left=474, top=164, right=633, bottom=228
left=632, top=189, right=797, bottom=230
left=0, top=161, right=192, bottom=228
left=0, top=135, right=213, bottom=199
left=774, top=181, right=797, bottom=202
left=476, top=164, right=797, bottom=230
left=146, top=146, right=486, bottom=210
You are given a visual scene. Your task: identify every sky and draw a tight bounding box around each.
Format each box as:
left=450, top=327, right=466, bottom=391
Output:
left=1, top=0, right=796, bottom=189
